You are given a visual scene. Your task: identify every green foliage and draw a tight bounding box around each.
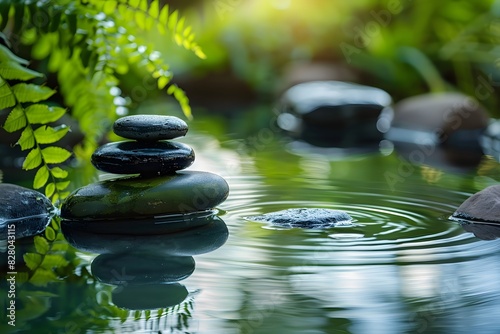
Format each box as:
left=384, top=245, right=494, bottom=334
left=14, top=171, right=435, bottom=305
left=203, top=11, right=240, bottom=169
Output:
left=22, top=218, right=70, bottom=287
left=0, top=44, right=71, bottom=202
left=0, top=0, right=204, bottom=202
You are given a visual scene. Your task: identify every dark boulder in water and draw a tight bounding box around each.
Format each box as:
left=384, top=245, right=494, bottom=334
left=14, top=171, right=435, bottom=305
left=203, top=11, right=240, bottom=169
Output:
left=451, top=185, right=500, bottom=224
left=247, top=208, right=354, bottom=229
left=112, top=283, right=188, bottom=310
left=0, top=183, right=54, bottom=240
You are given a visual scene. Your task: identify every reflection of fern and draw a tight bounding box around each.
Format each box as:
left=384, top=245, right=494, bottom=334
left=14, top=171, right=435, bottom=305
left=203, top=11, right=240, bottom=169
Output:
left=0, top=0, right=204, bottom=196
left=0, top=45, right=71, bottom=202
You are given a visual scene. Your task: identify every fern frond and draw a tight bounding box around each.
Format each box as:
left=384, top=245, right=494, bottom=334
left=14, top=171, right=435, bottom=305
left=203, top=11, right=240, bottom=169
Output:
left=0, top=45, right=71, bottom=204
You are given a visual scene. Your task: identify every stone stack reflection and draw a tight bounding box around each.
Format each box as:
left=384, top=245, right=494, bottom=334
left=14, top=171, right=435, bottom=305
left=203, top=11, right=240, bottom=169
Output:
left=59, top=114, right=229, bottom=310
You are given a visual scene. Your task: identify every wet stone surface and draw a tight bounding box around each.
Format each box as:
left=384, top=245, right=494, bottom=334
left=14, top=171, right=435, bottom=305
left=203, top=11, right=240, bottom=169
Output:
left=0, top=183, right=54, bottom=240
left=113, top=115, right=188, bottom=141
left=91, top=140, right=195, bottom=175
left=60, top=171, right=229, bottom=221
left=451, top=185, right=500, bottom=224
left=247, top=208, right=354, bottom=229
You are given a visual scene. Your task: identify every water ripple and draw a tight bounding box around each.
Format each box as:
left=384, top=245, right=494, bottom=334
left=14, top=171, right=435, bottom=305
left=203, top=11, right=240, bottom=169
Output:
left=219, top=176, right=500, bottom=266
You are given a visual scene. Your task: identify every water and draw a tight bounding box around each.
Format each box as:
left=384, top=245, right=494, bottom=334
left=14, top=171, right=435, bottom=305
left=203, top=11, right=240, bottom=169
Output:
left=3, top=119, right=500, bottom=333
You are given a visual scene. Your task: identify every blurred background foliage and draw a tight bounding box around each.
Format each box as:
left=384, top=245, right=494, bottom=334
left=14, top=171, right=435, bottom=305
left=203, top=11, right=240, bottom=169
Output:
left=140, top=0, right=500, bottom=116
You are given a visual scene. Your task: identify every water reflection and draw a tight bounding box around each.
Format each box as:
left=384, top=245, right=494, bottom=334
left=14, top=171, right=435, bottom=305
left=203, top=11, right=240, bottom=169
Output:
left=459, top=222, right=500, bottom=240
left=61, top=214, right=228, bottom=313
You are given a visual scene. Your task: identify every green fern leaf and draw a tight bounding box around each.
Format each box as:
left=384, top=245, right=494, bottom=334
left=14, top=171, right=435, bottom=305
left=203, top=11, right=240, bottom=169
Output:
left=34, top=236, right=50, bottom=254
left=41, top=146, right=71, bottom=164
left=55, top=180, right=70, bottom=191
left=50, top=166, right=68, bottom=178
left=3, top=105, right=27, bottom=132
left=0, top=60, right=43, bottom=80
left=0, top=78, right=15, bottom=109
left=40, top=254, right=69, bottom=269
left=129, top=0, right=141, bottom=8
left=45, top=182, right=55, bottom=198
left=149, top=0, right=159, bottom=18
left=103, top=1, right=117, bottom=15
left=157, top=75, right=169, bottom=89
left=17, top=127, right=35, bottom=150
left=44, top=226, right=57, bottom=241
left=29, top=268, right=58, bottom=286
left=12, top=83, right=56, bottom=103
left=24, top=253, right=43, bottom=271
left=34, top=125, right=70, bottom=144
left=0, top=44, right=29, bottom=65
left=135, top=10, right=146, bottom=30
left=168, top=10, right=178, bottom=33
left=25, top=104, right=66, bottom=124
left=167, top=84, right=192, bottom=120
left=23, top=148, right=43, bottom=170
left=34, top=165, right=49, bottom=189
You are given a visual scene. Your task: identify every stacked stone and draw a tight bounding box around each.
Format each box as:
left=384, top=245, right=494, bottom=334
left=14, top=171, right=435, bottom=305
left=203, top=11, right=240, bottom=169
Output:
left=60, top=115, right=229, bottom=229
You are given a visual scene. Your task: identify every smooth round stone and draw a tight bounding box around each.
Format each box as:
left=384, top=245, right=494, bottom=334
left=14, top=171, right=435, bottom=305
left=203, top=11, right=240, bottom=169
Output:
left=247, top=208, right=354, bottom=229
left=91, top=140, right=194, bottom=175
left=450, top=185, right=500, bottom=224
left=60, top=171, right=229, bottom=220
left=0, top=184, right=54, bottom=240
left=113, top=115, right=188, bottom=141
left=277, top=81, right=392, bottom=147
left=92, top=254, right=195, bottom=285
left=112, top=283, right=188, bottom=310
left=383, top=92, right=489, bottom=148
left=62, top=217, right=229, bottom=255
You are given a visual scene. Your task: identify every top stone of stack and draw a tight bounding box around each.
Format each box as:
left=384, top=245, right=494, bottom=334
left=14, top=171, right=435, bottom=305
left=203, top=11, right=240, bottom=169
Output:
left=113, top=115, right=188, bottom=141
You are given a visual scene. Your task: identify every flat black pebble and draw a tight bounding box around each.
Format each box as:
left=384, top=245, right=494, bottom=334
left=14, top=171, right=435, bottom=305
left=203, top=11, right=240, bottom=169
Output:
left=113, top=115, right=188, bottom=141
left=91, top=140, right=194, bottom=175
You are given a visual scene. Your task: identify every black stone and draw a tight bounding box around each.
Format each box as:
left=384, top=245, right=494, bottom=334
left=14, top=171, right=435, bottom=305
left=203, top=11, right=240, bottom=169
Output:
left=277, top=81, right=392, bottom=147
left=91, top=140, right=194, bottom=175
left=0, top=184, right=54, bottom=240
left=113, top=115, right=188, bottom=141
left=247, top=208, right=354, bottom=229
left=450, top=185, right=500, bottom=224
left=60, top=171, right=229, bottom=220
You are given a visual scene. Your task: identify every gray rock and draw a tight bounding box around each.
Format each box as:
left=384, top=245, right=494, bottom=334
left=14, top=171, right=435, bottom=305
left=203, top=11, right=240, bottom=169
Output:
left=247, top=208, right=354, bottom=228
left=0, top=184, right=54, bottom=240
left=113, top=115, right=188, bottom=141
left=382, top=92, right=489, bottom=149
left=277, top=81, right=392, bottom=147
left=451, top=185, right=500, bottom=223
left=91, top=140, right=195, bottom=175
left=461, top=223, right=500, bottom=240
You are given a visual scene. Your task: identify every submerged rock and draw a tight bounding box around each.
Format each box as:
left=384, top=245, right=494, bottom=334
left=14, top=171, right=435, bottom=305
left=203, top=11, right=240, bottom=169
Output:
left=0, top=184, right=54, bottom=240
left=60, top=171, right=229, bottom=220
left=247, top=208, right=354, bottom=229
left=113, top=115, right=188, bottom=141
left=91, top=140, right=194, bottom=175
left=277, top=81, right=392, bottom=147
left=450, top=185, right=500, bottom=224
left=382, top=92, right=489, bottom=149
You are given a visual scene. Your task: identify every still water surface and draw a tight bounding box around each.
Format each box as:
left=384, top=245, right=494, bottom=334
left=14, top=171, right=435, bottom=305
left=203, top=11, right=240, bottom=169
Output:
left=4, top=118, right=500, bottom=334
